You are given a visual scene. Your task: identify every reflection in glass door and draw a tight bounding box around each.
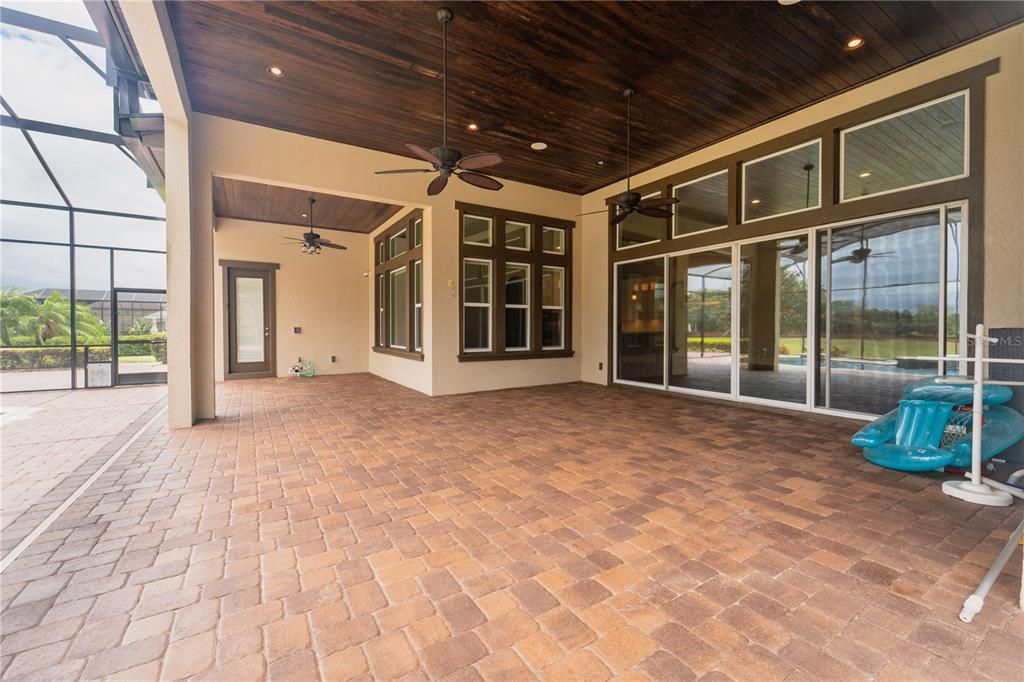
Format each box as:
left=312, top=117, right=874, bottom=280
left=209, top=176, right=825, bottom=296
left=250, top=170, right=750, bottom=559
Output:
left=816, top=210, right=943, bottom=414
left=616, top=259, right=664, bottom=384
left=738, top=236, right=809, bottom=404
left=112, top=289, right=167, bottom=386
left=668, top=249, right=732, bottom=393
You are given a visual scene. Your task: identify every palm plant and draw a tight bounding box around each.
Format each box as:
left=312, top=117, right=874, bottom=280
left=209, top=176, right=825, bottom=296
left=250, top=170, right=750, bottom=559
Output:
left=0, top=287, right=37, bottom=346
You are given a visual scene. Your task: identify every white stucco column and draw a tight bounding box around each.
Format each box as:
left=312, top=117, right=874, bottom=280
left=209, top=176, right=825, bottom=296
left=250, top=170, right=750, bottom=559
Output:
left=120, top=1, right=215, bottom=426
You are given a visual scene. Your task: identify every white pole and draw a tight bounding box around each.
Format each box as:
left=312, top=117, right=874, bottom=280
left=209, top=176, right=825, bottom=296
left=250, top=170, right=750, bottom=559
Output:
left=940, top=322, right=1013, bottom=506
left=970, top=322, right=984, bottom=486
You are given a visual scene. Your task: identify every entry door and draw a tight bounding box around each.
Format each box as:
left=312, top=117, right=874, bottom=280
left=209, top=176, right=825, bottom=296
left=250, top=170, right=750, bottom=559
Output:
left=112, top=289, right=168, bottom=386
left=227, top=267, right=275, bottom=377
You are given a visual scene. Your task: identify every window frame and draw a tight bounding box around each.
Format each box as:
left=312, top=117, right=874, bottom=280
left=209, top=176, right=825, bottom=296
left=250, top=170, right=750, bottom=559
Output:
left=462, top=257, right=493, bottom=353
left=462, top=213, right=493, bottom=246
left=839, top=89, right=969, bottom=204
left=388, top=265, right=408, bottom=349
left=505, top=220, right=532, bottom=251
left=504, top=262, right=531, bottom=351
left=671, top=169, right=729, bottom=239
left=457, top=202, right=574, bottom=361
left=541, top=265, right=566, bottom=350
left=373, top=210, right=424, bottom=360
left=741, top=139, right=823, bottom=224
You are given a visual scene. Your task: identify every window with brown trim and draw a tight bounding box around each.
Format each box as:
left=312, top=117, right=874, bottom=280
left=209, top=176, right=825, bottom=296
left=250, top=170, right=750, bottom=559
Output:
left=457, top=202, right=573, bottom=361
left=374, top=211, right=423, bottom=360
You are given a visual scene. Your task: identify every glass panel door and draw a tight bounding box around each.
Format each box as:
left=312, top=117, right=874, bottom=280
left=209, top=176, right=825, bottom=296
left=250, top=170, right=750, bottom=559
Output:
left=816, top=211, right=942, bottom=414
left=113, top=289, right=167, bottom=385
left=616, top=259, right=664, bottom=384
left=738, top=236, right=809, bottom=404
left=228, top=268, right=273, bottom=376
left=668, top=249, right=732, bottom=393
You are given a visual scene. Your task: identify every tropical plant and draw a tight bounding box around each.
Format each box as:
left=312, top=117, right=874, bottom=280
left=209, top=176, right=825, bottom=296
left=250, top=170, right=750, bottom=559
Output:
left=0, top=287, right=37, bottom=346
left=128, top=318, right=153, bottom=335
left=0, top=290, right=108, bottom=346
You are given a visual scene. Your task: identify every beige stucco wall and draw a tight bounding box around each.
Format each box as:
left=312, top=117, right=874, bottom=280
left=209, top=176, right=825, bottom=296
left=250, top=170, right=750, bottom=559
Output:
left=191, top=115, right=582, bottom=400
left=578, top=25, right=1024, bottom=386
left=212, top=218, right=369, bottom=380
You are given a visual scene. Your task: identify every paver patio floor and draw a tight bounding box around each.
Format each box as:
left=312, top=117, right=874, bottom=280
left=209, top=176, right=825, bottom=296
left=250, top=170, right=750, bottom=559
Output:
left=0, top=374, right=1021, bottom=681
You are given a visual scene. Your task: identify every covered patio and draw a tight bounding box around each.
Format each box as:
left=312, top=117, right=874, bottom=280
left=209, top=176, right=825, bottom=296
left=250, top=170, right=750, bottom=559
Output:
left=1, top=376, right=1020, bottom=680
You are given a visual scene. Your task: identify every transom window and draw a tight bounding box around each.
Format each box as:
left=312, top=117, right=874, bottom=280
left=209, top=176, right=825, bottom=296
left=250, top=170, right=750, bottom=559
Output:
left=373, top=211, right=424, bottom=359
left=841, top=91, right=968, bottom=202
left=673, top=170, right=728, bottom=238
left=742, top=140, right=821, bottom=223
left=457, top=203, right=573, bottom=360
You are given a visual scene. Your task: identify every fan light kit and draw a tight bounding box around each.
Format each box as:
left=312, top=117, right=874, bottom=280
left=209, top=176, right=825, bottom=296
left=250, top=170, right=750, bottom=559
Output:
left=283, top=198, right=347, bottom=255
left=374, top=8, right=504, bottom=196
left=579, top=88, right=679, bottom=223
left=267, top=65, right=283, bottom=77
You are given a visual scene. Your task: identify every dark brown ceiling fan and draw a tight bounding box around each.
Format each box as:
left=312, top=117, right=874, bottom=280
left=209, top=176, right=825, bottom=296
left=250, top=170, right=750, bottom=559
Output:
left=374, top=8, right=503, bottom=196
left=283, top=198, right=347, bottom=254
left=580, top=88, right=678, bottom=223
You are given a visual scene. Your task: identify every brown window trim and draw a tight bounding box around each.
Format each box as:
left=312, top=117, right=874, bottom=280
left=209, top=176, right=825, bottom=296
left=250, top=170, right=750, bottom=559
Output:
left=456, top=202, right=574, bottom=362
left=373, top=210, right=423, bottom=360
left=603, top=62, right=996, bottom=385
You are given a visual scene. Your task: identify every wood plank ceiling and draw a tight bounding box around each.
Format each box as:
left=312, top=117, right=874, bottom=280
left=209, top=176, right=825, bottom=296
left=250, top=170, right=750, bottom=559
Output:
left=168, top=1, right=1023, bottom=195
left=212, top=177, right=403, bottom=233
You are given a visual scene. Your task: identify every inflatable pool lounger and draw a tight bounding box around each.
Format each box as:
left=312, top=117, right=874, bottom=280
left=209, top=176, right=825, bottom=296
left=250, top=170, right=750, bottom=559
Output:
left=851, top=377, right=1024, bottom=472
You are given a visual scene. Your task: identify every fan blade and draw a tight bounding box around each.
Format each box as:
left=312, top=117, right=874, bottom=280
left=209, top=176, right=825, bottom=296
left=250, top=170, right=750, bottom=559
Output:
left=427, top=174, right=449, bottom=196
left=575, top=209, right=611, bottom=217
left=832, top=256, right=854, bottom=264
left=406, top=143, right=442, bottom=166
left=457, top=171, right=503, bottom=191
left=639, top=196, right=678, bottom=209
left=457, top=153, right=502, bottom=170
left=611, top=209, right=632, bottom=226
left=318, top=241, right=347, bottom=250
left=375, top=168, right=433, bottom=174
left=283, top=237, right=305, bottom=242
left=636, top=207, right=673, bottom=219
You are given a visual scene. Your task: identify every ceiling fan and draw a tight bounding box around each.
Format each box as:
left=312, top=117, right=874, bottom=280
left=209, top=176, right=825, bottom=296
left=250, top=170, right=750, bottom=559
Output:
left=833, top=245, right=893, bottom=265
left=374, top=8, right=503, bottom=196
left=580, top=88, right=678, bottom=224
left=283, top=198, right=347, bottom=254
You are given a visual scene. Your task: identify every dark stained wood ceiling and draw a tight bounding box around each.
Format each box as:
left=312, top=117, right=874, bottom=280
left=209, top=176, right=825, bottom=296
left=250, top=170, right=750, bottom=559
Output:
left=212, top=177, right=403, bottom=233
left=169, top=1, right=1024, bottom=195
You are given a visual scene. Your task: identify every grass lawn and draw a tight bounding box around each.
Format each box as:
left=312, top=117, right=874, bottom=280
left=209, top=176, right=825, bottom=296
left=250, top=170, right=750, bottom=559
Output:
left=688, top=336, right=942, bottom=360
left=119, top=354, right=158, bottom=364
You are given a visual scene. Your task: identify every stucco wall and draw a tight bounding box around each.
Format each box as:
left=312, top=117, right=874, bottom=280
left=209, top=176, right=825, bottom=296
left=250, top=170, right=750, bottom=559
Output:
left=578, top=25, right=1024, bottom=386
left=191, top=115, right=581, bottom=398
left=212, top=218, right=370, bottom=380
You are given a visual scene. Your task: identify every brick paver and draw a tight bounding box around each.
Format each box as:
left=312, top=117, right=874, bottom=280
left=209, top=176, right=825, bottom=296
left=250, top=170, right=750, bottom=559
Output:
left=0, top=374, right=1021, bottom=680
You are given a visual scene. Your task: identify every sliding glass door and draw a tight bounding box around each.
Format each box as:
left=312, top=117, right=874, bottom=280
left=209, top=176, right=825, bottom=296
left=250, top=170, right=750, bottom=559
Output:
left=738, top=235, right=809, bottom=404
left=616, top=259, right=664, bottom=385
left=816, top=210, right=945, bottom=414
left=612, top=203, right=966, bottom=418
left=668, top=249, right=732, bottom=394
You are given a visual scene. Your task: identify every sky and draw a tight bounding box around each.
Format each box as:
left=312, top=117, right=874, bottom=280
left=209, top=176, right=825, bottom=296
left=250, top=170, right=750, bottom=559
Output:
left=1, top=1, right=167, bottom=293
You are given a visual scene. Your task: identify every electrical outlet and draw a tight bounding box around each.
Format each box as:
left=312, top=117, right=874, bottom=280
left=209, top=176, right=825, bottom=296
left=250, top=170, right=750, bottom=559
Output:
left=598, top=362, right=603, bottom=371
left=331, top=355, right=336, bottom=363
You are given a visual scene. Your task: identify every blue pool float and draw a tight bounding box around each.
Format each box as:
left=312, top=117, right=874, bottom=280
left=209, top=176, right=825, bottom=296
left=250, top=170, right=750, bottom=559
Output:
left=851, top=376, right=1024, bottom=472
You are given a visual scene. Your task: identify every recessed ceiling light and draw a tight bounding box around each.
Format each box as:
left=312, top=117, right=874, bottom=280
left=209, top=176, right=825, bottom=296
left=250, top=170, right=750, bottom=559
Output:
left=750, top=199, right=761, bottom=205
left=530, top=142, right=548, bottom=151
left=596, top=160, right=605, bottom=166
left=267, top=65, right=284, bottom=77
left=467, top=123, right=479, bottom=132
left=846, top=37, right=864, bottom=49
left=778, top=0, right=802, bottom=5
left=301, top=212, right=308, bottom=217
left=858, top=171, right=872, bottom=178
